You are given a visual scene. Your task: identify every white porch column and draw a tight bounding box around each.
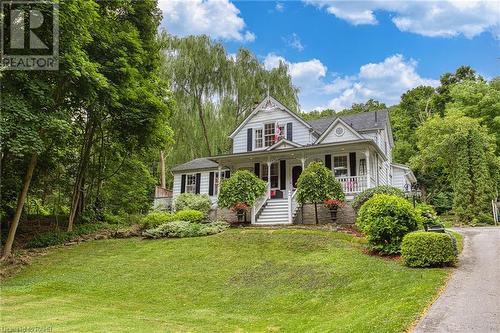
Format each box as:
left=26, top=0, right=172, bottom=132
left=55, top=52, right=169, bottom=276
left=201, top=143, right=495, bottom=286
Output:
left=267, top=161, right=272, bottom=199
left=217, top=166, right=222, bottom=197
left=366, top=149, right=371, bottom=188
left=300, top=157, right=306, bottom=170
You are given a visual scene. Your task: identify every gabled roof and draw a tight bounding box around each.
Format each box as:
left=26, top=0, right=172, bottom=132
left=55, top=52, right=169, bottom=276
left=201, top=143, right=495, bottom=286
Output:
left=391, top=163, right=417, bottom=183
left=228, top=95, right=314, bottom=139
left=306, top=110, right=389, bottom=135
left=315, top=117, right=364, bottom=144
left=265, top=138, right=303, bottom=151
left=171, top=158, right=218, bottom=172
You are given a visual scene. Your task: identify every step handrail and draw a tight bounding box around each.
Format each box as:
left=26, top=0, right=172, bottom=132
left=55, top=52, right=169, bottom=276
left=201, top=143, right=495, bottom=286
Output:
left=252, top=183, right=270, bottom=223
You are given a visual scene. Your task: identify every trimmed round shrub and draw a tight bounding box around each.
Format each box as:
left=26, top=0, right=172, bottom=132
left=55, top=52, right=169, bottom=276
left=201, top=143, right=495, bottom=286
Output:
left=218, top=170, right=267, bottom=209
left=174, top=209, right=204, bottom=223
left=401, top=231, right=457, bottom=267
left=141, top=212, right=175, bottom=229
left=356, top=194, right=418, bottom=254
left=352, top=185, right=405, bottom=211
left=175, top=193, right=211, bottom=214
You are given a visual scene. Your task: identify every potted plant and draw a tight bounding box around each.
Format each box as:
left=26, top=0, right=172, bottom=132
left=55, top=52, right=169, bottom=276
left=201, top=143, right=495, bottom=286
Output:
left=218, top=170, right=267, bottom=223
left=296, top=162, right=345, bottom=224
left=324, top=198, right=344, bottom=222
left=232, top=202, right=249, bottom=222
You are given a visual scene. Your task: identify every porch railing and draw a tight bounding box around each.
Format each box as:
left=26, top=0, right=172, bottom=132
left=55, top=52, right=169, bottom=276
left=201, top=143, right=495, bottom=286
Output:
left=251, top=183, right=270, bottom=223
left=336, top=175, right=368, bottom=194
left=287, top=188, right=298, bottom=223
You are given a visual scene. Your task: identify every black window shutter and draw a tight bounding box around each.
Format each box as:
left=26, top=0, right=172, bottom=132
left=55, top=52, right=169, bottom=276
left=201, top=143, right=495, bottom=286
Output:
left=280, top=160, right=286, bottom=190
left=180, top=174, right=186, bottom=193
left=195, top=173, right=201, bottom=194
left=225, top=170, right=230, bottom=179
left=349, top=152, right=357, bottom=176
left=247, top=128, right=253, bottom=152
left=325, top=155, right=332, bottom=170
left=286, top=123, right=293, bottom=141
left=254, top=163, right=260, bottom=177
left=208, top=172, right=215, bottom=196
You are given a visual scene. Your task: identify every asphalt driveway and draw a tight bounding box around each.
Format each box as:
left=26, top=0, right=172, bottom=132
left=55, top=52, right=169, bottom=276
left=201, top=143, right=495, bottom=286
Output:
left=413, top=227, right=500, bottom=333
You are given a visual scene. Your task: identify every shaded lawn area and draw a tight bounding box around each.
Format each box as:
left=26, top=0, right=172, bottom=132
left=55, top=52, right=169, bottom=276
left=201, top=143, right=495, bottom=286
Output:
left=1, top=229, right=450, bottom=332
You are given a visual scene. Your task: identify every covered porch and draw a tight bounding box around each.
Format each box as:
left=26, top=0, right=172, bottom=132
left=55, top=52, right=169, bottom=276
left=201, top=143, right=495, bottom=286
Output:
left=212, top=140, right=382, bottom=200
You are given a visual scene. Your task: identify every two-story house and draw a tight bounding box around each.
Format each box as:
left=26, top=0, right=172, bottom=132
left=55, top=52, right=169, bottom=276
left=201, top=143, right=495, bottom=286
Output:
left=171, top=95, right=416, bottom=225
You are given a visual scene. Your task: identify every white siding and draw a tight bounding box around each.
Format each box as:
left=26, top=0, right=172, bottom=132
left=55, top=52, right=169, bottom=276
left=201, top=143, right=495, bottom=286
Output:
left=320, top=123, right=361, bottom=144
left=172, top=170, right=218, bottom=207
left=232, top=108, right=313, bottom=153
left=392, top=167, right=411, bottom=191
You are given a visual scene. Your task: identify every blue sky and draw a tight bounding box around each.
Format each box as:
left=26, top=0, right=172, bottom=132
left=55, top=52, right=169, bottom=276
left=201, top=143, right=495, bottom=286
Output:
left=160, top=0, right=500, bottom=111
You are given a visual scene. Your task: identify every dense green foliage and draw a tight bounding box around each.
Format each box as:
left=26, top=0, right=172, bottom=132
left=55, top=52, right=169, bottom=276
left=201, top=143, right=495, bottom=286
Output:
left=401, top=232, right=457, bottom=268
left=356, top=194, right=419, bottom=254
left=173, top=210, right=205, bottom=223
left=218, top=170, right=267, bottom=209
left=351, top=185, right=405, bottom=211
left=174, top=193, right=212, bottom=214
left=296, top=162, right=345, bottom=204
left=3, top=229, right=450, bottom=332
left=142, top=220, right=229, bottom=239
left=141, top=212, right=176, bottom=229
left=27, top=223, right=109, bottom=248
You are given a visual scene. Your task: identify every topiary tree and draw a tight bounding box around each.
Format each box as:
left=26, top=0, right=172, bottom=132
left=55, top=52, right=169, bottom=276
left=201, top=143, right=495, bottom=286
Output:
left=296, top=162, right=345, bottom=224
left=351, top=185, right=405, bottom=211
left=356, top=194, right=418, bottom=254
left=218, top=170, right=267, bottom=210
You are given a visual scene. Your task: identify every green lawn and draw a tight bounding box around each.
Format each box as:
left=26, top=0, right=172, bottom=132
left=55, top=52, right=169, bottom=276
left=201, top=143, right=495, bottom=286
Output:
left=1, top=229, right=450, bottom=332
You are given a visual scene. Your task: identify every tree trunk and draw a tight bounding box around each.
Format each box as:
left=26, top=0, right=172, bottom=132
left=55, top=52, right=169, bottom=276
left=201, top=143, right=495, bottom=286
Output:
left=196, top=99, right=212, bottom=156
left=314, top=202, right=318, bottom=225
left=67, top=119, right=96, bottom=231
left=1, top=153, right=38, bottom=260
left=160, top=150, right=166, bottom=188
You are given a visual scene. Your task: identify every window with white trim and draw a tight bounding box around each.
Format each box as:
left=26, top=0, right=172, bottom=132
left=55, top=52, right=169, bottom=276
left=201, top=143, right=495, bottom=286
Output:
left=261, top=163, right=279, bottom=188
left=359, top=158, right=367, bottom=175
left=264, top=123, right=275, bottom=147
left=186, top=174, right=196, bottom=193
left=255, top=129, right=263, bottom=149
left=333, top=156, right=348, bottom=177
left=213, top=171, right=227, bottom=196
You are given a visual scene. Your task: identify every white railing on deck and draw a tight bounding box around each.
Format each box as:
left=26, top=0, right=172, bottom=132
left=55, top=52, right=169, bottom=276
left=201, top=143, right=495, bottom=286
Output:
left=336, top=175, right=368, bottom=194
left=251, top=183, right=270, bottom=224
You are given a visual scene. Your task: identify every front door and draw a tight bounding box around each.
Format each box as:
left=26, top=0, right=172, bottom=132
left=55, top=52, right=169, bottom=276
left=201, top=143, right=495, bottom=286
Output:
left=292, top=165, right=302, bottom=188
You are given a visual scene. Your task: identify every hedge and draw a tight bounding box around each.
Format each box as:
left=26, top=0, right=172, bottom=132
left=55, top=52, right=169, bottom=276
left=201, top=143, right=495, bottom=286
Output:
left=401, top=231, right=457, bottom=267
left=351, top=185, right=405, bottom=211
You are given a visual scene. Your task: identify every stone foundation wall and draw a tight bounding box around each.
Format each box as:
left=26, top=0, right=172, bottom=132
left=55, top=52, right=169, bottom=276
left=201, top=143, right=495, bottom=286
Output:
left=209, top=208, right=246, bottom=223
left=294, top=203, right=356, bottom=225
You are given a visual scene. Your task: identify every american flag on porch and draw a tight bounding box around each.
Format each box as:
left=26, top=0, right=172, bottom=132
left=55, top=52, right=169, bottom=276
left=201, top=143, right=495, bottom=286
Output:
left=274, top=124, right=281, bottom=142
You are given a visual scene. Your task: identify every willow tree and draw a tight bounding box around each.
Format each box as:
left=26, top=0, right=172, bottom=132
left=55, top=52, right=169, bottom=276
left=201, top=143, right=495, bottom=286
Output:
left=413, top=115, right=498, bottom=224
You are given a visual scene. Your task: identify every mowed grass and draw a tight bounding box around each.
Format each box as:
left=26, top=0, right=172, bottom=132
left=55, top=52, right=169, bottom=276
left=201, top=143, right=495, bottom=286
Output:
left=1, top=229, right=450, bottom=332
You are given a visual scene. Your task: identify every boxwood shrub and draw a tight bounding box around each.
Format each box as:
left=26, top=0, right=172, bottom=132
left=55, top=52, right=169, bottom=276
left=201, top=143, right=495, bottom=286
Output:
left=174, top=193, right=212, bottom=214
left=141, top=212, right=175, bottom=229
left=174, top=209, right=205, bottom=223
left=356, top=194, right=418, bottom=254
left=352, top=185, right=405, bottom=211
left=142, top=220, right=229, bottom=239
left=401, top=231, right=457, bottom=267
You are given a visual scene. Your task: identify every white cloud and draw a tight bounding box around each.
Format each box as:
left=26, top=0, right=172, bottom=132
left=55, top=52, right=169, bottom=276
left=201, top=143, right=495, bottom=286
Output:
left=304, top=0, right=500, bottom=38
left=275, top=2, right=285, bottom=12
left=283, top=33, right=305, bottom=51
left=263, top=53, right=438, bottom=111
left=159, top=0, right=255, bottom=42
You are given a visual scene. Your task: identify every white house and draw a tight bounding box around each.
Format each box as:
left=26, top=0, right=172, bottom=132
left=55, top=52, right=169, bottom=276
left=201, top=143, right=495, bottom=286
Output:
left=171, top=96, right=416, bottom=225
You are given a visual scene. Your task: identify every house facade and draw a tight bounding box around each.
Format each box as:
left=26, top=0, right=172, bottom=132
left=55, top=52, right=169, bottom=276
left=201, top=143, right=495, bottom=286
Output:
left=171, top=96, right=416, bottom=225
